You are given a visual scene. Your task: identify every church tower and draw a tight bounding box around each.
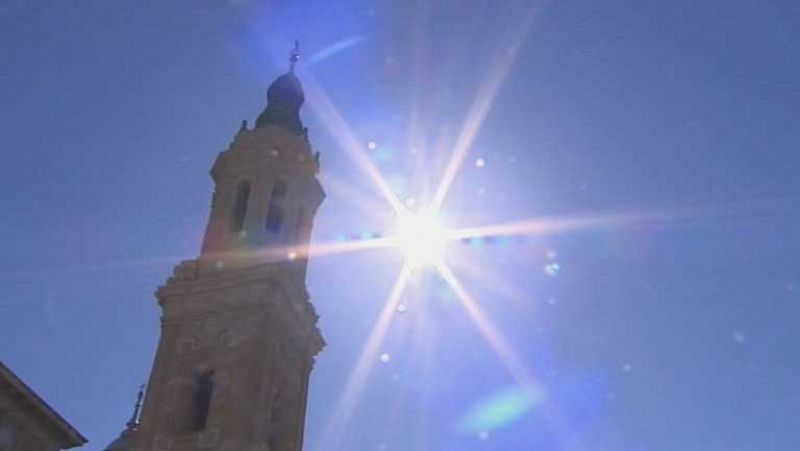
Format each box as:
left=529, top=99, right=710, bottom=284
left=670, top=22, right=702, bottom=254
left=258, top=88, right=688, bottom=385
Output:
left=131, top=43, right=325, bottom=451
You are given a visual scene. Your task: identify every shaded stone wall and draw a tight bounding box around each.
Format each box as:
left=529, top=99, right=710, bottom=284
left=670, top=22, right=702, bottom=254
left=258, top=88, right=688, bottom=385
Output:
left=0, top=388, right=67, bottom=451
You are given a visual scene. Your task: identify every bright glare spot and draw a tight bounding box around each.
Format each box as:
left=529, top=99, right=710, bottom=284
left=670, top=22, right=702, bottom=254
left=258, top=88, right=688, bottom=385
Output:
left=622, top=363, right=633, bottom=373
left=367, top=140, right=377, bottom=150
left=404, top=197, right=417, bottom=207
left=475, top=158, right=486, bottom=168
left=396, top=303, right=407, bottom=313
left=393, top=210, right=448, bottom=268
left=287, top=251, right=298, bottom=261
left=478, top=430, right=490, bottom=441
left=379, top=352, right=390, bottom=363
left=543, top=262, right=560, bottom=276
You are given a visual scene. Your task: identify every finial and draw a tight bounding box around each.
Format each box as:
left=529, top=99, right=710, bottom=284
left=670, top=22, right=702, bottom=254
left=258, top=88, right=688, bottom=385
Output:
left=289, top=39, right=300, bottom=73
left=239, top=119, right=248, bottom=132
left=126, top=384, right=145, bottom=429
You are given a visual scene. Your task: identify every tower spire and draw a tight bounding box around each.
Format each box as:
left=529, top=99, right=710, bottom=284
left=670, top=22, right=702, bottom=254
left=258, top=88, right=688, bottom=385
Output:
left=126, top=385, right=144, bottom=429
left=289, top=39, right=300, bottom=73
left=131, top=40, right=324, bottom=448
left=255, top=40, right=306, bottom=135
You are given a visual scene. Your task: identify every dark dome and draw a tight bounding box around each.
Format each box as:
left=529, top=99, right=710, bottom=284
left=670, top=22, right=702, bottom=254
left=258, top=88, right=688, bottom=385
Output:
left=255, top=72, right=305, bottom=136
left=267, top=72, right=304, bottom=111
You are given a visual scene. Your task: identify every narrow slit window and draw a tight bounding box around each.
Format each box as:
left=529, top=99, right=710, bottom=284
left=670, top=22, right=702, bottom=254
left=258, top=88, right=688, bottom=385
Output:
left=189, top=370, right=215, bottom=431
left=266, top=205, right=284, bottom=232
left=266, top=180, right=287, bottom=233
left=231, top=181, right=250, bottom=232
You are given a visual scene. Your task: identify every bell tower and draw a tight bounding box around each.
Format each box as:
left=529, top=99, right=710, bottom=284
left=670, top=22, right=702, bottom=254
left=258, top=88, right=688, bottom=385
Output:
left=133, top=43, right=325, bottom=451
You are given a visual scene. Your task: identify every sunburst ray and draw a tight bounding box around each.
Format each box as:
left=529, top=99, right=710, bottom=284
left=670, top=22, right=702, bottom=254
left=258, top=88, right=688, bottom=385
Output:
left=446, top=210, right=670, bottom=242
left=430, top=1, right=545, bottom=212
left=436, top=262, right=585, bottom=450
left=301, top=71, right=406, bottom=214
left=316, top=264, right=414, bottom=451
left=448, top=253, right=535, bottom=308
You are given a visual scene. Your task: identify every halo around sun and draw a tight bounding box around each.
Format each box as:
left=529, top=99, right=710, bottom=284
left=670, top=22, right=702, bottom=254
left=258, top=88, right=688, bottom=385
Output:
left=391, top=210, right=448, bottom=269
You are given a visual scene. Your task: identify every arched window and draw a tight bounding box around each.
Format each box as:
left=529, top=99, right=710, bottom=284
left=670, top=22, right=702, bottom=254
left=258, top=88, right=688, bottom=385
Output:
left=231, top=181, right=251, bottom=232
left=266, top=180, right=287, bottom=233
left=189, top=370, right=215, bottom=431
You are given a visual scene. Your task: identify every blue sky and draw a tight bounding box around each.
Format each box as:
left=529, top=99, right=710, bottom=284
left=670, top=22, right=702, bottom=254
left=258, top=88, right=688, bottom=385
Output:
left=1, top=0, right=799, bottom=450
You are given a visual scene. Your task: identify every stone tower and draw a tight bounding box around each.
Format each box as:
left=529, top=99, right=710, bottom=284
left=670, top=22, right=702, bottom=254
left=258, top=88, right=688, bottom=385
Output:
left=131, top=44, right=325, bottom=451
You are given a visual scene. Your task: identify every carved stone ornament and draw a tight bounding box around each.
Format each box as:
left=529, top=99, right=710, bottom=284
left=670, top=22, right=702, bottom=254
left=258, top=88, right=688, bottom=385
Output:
left=181, top=316, right=260, bottom=350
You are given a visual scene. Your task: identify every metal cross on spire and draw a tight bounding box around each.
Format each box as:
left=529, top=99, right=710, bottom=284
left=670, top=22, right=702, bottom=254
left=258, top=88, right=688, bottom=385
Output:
left=289, top=39, right=300, bottom=72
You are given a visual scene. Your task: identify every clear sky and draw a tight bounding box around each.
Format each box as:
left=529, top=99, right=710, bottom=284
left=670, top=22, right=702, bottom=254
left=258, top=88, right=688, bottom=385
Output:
left=1, top=0, right=799, bottom=450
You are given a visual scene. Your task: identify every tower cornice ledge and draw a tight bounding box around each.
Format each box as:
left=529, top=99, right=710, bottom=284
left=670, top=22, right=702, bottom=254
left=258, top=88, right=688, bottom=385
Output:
left=155, top=259, right=325, bottom=357
left=212, top=125, right=319, bottom=184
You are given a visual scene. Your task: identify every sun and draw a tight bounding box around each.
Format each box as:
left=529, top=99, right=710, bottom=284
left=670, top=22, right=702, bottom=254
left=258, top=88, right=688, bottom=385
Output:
left=391, top=209, right=448, bottom=269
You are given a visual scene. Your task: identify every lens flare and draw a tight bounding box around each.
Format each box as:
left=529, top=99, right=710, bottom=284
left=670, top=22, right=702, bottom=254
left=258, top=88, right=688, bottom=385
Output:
left=458, top=385, right=541, bottom=434
left=391, top=210, right=448, bottom=268
left=436, top=262, right=585, bottom=450
left=305, top=36, right=366, bottom=68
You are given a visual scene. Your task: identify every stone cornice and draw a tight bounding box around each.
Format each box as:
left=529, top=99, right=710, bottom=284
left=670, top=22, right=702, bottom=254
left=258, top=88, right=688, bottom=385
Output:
left=155, top=260, right=325, bottom=357
left=211, top=125, right=320, bottom=183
